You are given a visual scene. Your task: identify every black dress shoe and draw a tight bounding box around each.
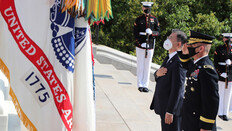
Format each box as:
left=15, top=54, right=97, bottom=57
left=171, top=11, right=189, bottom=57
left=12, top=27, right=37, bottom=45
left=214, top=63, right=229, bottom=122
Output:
left=223, top=115, right=229, bottom=121
left=218, top=115, right=224, bottom=120
left=138, top=87, right=143, bottom=92
left=143, top=87, right=149, bottom=92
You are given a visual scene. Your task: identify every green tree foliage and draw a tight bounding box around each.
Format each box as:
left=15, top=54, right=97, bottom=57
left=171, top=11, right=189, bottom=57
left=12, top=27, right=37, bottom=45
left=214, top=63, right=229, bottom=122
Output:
left=92, top=0, right=231, bottom=65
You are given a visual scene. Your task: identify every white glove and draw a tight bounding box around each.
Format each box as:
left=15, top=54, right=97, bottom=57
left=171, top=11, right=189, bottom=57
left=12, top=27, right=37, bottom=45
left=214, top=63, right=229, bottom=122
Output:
left=221, top=73, right=228, bottom=78
left=146, top=28, right=152, bottom=35
left=141, top=43, right=149, bottom=48
left=226, top=59, right=232, bottom=65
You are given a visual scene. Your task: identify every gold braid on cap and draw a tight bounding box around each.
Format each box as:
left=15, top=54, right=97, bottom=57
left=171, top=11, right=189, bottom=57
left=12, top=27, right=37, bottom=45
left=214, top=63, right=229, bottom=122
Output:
left=188, top=38, right=213, bottom=45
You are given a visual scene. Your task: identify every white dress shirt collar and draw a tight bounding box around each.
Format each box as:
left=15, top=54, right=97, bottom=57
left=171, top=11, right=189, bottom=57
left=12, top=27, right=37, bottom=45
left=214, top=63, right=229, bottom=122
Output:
left=167, top=51, right=177, bottom=62
left=194, top=55, right=208, bottom=64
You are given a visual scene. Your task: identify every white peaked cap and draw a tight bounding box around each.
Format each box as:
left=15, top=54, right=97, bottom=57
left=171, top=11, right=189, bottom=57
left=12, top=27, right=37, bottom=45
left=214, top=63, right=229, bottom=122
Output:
left=222, top=33, right=232, bottom=38
left=141, top=2, right=153, bottom=7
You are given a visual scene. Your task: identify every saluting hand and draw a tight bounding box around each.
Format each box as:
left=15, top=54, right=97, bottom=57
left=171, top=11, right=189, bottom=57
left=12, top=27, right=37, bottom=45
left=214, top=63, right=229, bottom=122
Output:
left=156, top=67, right=167, bottom=77
left=182, top=43, right=189, bottom=55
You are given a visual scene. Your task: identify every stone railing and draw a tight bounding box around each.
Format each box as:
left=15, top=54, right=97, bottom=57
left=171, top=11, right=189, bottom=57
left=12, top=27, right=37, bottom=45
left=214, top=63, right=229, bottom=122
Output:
left=93, top=44, right=160, bottom=82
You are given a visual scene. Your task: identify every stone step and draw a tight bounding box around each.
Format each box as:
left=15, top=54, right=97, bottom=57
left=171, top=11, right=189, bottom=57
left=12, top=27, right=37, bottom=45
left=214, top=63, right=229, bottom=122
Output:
left=95, top=59, right=130, bottom=131
left=113, top=70, right=161, bottom=130
left=95, top=64, right=160, bottom=131
left=97, top=64, right=117, bottom=70
left=95, top=80, right=129, bottom=131
left=95, top=62, right=117, bottom=73
left=96, top=77, right=151, bottom=130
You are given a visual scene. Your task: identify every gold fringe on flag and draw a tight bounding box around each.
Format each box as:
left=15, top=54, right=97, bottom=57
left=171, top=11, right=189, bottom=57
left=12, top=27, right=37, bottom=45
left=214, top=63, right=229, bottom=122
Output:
left=10, top=88, right=37, bottom=131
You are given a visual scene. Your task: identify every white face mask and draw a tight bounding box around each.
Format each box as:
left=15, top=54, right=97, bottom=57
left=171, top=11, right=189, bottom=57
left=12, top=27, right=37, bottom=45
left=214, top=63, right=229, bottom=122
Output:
left=163, top=39, right=173, bottom=50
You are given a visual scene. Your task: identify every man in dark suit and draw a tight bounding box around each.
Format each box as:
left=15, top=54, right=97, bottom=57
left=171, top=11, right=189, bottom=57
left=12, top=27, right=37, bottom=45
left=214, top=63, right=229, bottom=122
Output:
left=150, top=29, right=187, bottom=131
left=177, top=30, right=219, bottom=131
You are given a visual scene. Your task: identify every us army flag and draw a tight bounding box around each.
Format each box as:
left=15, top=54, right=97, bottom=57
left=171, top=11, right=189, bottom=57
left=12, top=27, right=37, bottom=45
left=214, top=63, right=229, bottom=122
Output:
left=0, top=0, right=95, bottom=130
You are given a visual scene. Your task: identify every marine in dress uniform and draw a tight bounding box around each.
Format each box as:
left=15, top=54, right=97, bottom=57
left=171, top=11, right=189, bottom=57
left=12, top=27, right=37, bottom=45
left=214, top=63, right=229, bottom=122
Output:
left=214, top=33, right=232, bottom=121
left=133, top=1, right=160, bottom=92
left=177, top=30, right=219, bottom=131
left=150, top=30, right=187, bottom=131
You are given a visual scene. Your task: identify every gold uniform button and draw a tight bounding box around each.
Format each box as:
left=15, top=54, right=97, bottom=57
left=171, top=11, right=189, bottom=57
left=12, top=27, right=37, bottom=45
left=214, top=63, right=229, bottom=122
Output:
left=191, top=87, right=195, bottom=92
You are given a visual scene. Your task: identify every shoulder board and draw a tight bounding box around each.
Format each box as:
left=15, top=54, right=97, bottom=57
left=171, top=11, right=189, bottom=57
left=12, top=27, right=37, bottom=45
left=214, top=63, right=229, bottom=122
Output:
left=203, top=65, right=214, bottom=70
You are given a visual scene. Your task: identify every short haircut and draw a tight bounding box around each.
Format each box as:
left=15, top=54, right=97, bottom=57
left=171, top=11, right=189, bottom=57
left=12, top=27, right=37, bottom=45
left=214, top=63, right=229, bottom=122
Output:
left=172, top=29, right=187, bottom=46
left=194, top=43, right=211, bottom=54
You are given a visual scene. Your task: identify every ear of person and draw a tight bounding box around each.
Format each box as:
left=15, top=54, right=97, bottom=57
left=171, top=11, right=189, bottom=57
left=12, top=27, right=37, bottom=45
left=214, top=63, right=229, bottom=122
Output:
left=177, top=42, right=181, bottom=48
left=199, top=45, right=204, bottom=52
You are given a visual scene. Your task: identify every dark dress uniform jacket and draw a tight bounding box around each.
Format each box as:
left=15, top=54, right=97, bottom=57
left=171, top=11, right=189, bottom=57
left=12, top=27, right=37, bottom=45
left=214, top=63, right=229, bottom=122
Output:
left=150, top=54, right=186, bottom=117
left=214, top=44, right=232, bottom=82
left=178, top=55, right=219, bottom=131
left=133, top=14, right=160, bottom=49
